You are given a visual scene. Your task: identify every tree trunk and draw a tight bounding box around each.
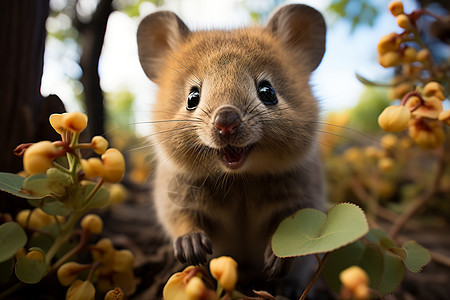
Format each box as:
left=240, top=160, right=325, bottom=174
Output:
left=78, top=0, right=113, bottom=138
left=0, top=0, right=65, bottom=212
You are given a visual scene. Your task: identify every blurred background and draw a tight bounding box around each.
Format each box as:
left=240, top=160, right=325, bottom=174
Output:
left=41, top=0, right=418, bottom=132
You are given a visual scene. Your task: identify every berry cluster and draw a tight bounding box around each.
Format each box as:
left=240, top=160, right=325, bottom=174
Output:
left=377, top=1, right=449, bottom=149
left=163, top=256, right=239, bottom=300
left=0, top=111, right=131, bottom=299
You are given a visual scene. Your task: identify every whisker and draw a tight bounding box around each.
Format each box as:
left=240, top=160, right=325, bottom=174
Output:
left=167, top=52, right=202, bottom=86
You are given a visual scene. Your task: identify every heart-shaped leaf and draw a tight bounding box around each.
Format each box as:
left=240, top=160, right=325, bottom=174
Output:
left=272, top=203, right=369, bottom=257
left=402, top=241, right=431, bottom=273
left=0, top=222, right=27, bottom=263
left=15, top=254, right=47, bottom=284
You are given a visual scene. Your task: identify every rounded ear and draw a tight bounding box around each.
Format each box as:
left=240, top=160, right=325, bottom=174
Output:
left=137, top=11, right=190, bottom=82
left=266, top=4, right=326, bottom=72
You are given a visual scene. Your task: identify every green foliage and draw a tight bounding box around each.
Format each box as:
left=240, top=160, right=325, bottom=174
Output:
left=272, top=203, right=369, bottom=257
left=15, top=253, right=47, bottom=284
left=0, top=222, right=27, bottom=263
left=80, top=182, right=110, bottom=210
left=0, top=258, right=14, bottom=283
left=322, top=228, right=430, bottom=296
left=0, top=112, right=132, bottom=298
left=0, top=173, right=43, bottom=200
left=348, top=86, right=390, bottom=133
left=403, top=241, right=431, bottom=272
left=327, top=0, right=380, bottom=33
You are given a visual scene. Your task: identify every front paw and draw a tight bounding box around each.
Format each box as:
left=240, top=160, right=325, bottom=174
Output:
left=174, top=232, right=213, bottom=265
left=264, top=245, right=293, bottom=280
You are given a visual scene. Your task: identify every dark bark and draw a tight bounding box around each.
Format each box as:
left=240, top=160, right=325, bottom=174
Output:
left=78, top=0, right=113, bottom=138
left=0, top=0, right=49, bottom=173
left=0, top=1, right=65, bottom=214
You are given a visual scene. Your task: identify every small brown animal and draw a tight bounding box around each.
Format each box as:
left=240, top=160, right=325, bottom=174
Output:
left=137, top=4, right=326, bottom=297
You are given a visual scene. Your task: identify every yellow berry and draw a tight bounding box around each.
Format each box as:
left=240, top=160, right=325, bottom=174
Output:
left=380, top=134, right=398, bottom=150
left=416, top=49, right=430, bottom=63
left=23, top=141, right=58, bottom=175
left=91, top=136, right=109, bottom=155
left=411, top=96, right=443, bottom=119
left=353, top=283, right=370, bottom=299
left=57, top=262, right=88, bottom=286
left=396, top=14, right=411, bottom=29
left=163, top=266, right=198, bottom=300
left=112, top=249, right=134, bottom=273
left=379, top=51, right=401, bottom=68
left=81, top=158, right=104, bottom=179
left=66, top=280, right=95, bottom=300
left=104, top=288, right=124, bottom=300
left=16, top=208, right=54, bottom=229
left=409, top=119, right=446, bottom=149
left=377, top=33, right=401, bottom=55
left=404, top=95, right=422, bottom=111
left=438, top=110, right=450, bottom=126
left=63, top=112, right=88, bottom=133
left=209, top=256, right=238, bottom=291
left=49, top=113, right=65, bottom=134
left=80, top=214, right=103, bottom=234
left=339, top=266, right=369, bottom=291
left=185, top=276, right=206, bottom=300
left=26, top=250, right=44, bottom=262
left=378, top=105, right=411, bottom=132
left=378, top=157, right=395, bottom=171
left=389, top=1, right=404, bottom=17
left=364, top=146, right=383, bottom=159
left=101, top=149, right=125, bottom=183
left=108, top=184, right=127, bottom=205
left=402, top=47, right=417, bottom=63
left=91, top=238, right=115, bottom=263
left=423, top=81, right=445, bottom=100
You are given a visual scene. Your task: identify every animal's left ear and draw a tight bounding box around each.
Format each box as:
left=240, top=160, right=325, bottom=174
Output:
left=266, top=4, right=326, bottom=72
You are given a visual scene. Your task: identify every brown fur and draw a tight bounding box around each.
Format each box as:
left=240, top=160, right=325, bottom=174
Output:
left=137, top=4, right=327, bottom=297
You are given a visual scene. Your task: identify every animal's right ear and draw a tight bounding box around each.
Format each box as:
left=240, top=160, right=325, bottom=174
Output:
left=137, top=11, right=190, bottom=82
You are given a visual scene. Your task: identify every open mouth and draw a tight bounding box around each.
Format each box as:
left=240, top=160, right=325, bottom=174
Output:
left=221, top=145, right=251, bottom=170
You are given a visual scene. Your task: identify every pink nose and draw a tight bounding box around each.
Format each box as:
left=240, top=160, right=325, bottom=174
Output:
left=214, top=107, right=241, bottom=136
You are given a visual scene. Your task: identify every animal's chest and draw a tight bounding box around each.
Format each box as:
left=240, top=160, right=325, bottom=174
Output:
left=190, top=176, right=301, bottom=262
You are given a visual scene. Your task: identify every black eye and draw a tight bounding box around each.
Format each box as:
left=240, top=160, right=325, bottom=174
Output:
left=186, top=87, right=200, bottom=110
left=257, top=80, right=278, bottom=105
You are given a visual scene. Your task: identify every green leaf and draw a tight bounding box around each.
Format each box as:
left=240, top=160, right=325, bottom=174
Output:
left=322, top=242, right=405, bottom=295
left=389, top=246, right=407, bottom=261
left=15, top=255, right=47, bottom=284
left=322, top=241, right=365, bottom=292
left=81, top=183, right=110, bottom=210
left=0, top=222, right=27, bottom=263
left=0, top=172, right=42, bottom=200
left=359, top=245, right=384, bottom=288
left=402, top=241, right=431, bottom=273
left=0, top=257, right=14, bottom=283
left=364, top=228, right=388, bottom=243
left=272, top=203, right=369, bottom=257
left=23, top=174, right=56, bottom=198
left=28, top=197, right=71, bottom=216
left=377, top=253, right=405, bottom=295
